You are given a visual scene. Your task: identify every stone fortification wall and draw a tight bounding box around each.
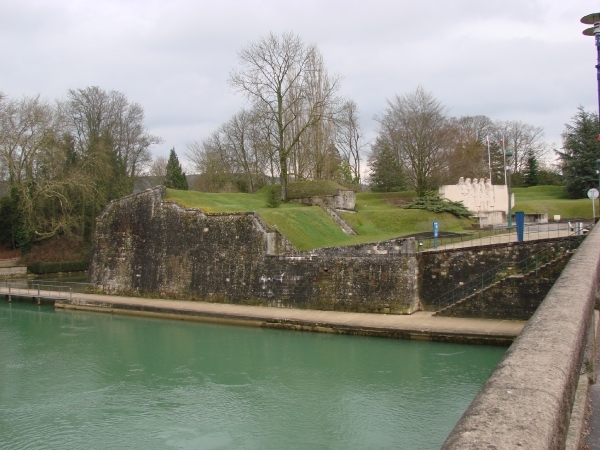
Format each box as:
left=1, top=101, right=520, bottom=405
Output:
left=289, top=189, right=356, bottom=211
left=89, top=187, right=418, bottom=314
left=417, top=238, right=581, bottom=311
left=435, top=254, right=571, bottom=320
left=442, top=225, right=600, bottom=449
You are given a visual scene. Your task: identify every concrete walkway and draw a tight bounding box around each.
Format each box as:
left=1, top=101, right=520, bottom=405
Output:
left=423, top=227, right=578, bottom=252
left=0, top=287, right=525, bottom=345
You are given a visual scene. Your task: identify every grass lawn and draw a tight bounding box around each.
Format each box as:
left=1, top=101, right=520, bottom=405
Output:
left=166, top=188, right=475, bottom=250
left=165, top=185, right=594, bottom=250
left=512, top=186, right=595, bottom=220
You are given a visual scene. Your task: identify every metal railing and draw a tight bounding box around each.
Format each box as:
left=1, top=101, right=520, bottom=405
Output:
left=415, top=221, right=592, bottom=252
left=430, top=232, right=585, bottom=311
left=0, top=279, right=96, bottom=301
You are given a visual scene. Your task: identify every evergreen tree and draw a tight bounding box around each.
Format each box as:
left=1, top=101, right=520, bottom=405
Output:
left=558, top=107, right=600, bottom=198
left=368, top=141, right=406, bottom=192
left=523, top=154, right=539, bottom=187
left=164, top=148, right=189, bottom=190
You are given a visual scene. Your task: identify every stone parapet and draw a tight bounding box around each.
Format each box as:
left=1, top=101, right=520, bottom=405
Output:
left=442, top=224, right=600, bottom=449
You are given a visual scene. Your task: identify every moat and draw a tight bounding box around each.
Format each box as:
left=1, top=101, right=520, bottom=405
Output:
left=0, top=302, right=504, bottom=449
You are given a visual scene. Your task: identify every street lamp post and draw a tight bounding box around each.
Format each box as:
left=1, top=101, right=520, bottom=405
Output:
left=506, top=151, right=513, bottom=228
left=596, top=159, right=600, bottom=218
left=581, top=13, right=600, bottom=137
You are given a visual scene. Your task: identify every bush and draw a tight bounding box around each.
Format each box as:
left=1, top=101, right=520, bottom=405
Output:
left=266, top=186, right=281, bottom=208
left=27, top=260, right=89, bottom=275
left=403, top=193, right=472, bottom=218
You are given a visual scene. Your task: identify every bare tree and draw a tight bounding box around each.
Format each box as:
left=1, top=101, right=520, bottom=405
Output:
left=146, top=155, right=168, bottom=185
left=335, top=100, right=364, bottom=184
left=64, top=86, right=160, bottom=188
left=374, top=87, right=451, bottom=197
left=490, top=120, right=546, bottom=173
left=187, top=107, right=272, bottom=192
left=0, top=94, right=94, bottom=246
left=229, top=32, right=340, bottom=200
left=445, top=115, right=494, bottom=183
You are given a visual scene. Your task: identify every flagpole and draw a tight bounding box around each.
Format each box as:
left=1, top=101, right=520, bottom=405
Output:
left=502, top=134, right=507, bottom=186
left=487, top=135, right=492, bottom=183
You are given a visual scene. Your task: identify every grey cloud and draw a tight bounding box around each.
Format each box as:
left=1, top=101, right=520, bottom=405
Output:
left=0, top=0, right=596, bottom=163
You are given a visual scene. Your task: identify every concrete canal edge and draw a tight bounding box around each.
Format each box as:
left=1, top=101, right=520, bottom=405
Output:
left=442, top=223, right=600, bottom=450
left=53, top=299, right=520, bottom=346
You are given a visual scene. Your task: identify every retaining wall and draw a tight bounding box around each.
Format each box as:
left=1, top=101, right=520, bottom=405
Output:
left=418, top=239, right=581, bottom=311
left=442, top=224, right=600, bottom=449
left=89, top=187, right=419, bottom=314
left=436, top=255, right=572, bottom=320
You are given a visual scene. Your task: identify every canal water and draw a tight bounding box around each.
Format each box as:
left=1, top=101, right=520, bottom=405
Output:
left=0, top=302, right=505, bottom=449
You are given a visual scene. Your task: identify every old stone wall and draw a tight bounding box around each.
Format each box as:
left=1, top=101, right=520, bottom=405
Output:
left=89, top=187, right=419, bottom=314
left=417, top=238, right=581, bottom=311
left=435, top=255, right=571, bottom=320
left=289, top=189, right=356, bottom=210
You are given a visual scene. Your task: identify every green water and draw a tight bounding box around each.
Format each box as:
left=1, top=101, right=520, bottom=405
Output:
left=0, top=302, right=505, bottom=449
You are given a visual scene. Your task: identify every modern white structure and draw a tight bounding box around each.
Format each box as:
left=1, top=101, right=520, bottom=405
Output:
left=439, top=177, right=514, bottom=226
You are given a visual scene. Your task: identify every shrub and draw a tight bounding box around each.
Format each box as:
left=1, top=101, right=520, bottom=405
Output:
left=403, top=193, right=472, bottom=218
left=266, top=186, right=281, bottom=208
left=27, top=260, right=89, bottom=275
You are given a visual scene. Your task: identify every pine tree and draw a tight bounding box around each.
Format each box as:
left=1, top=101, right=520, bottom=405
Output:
left=164, top=148, right=189, bottom=190
left=523, top=154, right=539, bottom=187
left=558, top=107, right=600, bottom=198
left=368, top=141, right=406, bottom=192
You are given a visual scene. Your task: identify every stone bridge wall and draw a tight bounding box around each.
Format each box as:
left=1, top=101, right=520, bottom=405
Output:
left=442, top=225, right=600, bottom=449
left=89, top=187, right=419, bottom=314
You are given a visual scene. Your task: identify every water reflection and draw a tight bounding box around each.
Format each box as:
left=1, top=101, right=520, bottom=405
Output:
left=0, top=302, right=505, bottom=449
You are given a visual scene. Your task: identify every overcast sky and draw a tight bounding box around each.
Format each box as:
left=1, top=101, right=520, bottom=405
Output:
left=1, top=0, right=598, bottom=170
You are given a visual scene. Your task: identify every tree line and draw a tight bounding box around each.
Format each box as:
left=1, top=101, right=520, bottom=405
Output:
left=0, top=87, right=161, bottom=251
left=2, top=31, right=596, bottom=254
left=368, top=87, right=560, bottom=196
left=189, top=32, right=563, bottom=201
left=187, top=32, right=364, bottom=198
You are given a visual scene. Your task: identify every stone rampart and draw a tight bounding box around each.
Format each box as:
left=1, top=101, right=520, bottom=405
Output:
left=289, top=189, right=356, bottom=210
left=89, top=187, right=419, bottom=314
left=417, top=238, right=581, bottom=311
left=442, top=224, right=600, bottom=449
left=435, top=254, right=571, bottom=320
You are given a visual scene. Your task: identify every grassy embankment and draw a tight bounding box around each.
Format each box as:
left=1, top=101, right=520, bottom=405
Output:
left=511, top=185, right=595, bottom=219
left=167, top=182, right=474, bottom=251
left=167, top=184, right=595, bottom=251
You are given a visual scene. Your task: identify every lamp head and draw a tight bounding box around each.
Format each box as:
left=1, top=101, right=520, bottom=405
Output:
left=581, top=13, right=600, bottom=36
left=505, top=151, right=514, bottom=158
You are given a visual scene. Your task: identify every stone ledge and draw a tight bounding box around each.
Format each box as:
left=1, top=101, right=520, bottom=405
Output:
left=442, top=224, right=600, bottom=449
left=53, top=299, right=517, bottom=346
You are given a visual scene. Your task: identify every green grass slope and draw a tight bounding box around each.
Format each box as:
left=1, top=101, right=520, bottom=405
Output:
left=166, top=188, right=474, bottom=250
left=165, top=185, right=593, bottom=250
left=512, top=186, right=594, bottom=219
